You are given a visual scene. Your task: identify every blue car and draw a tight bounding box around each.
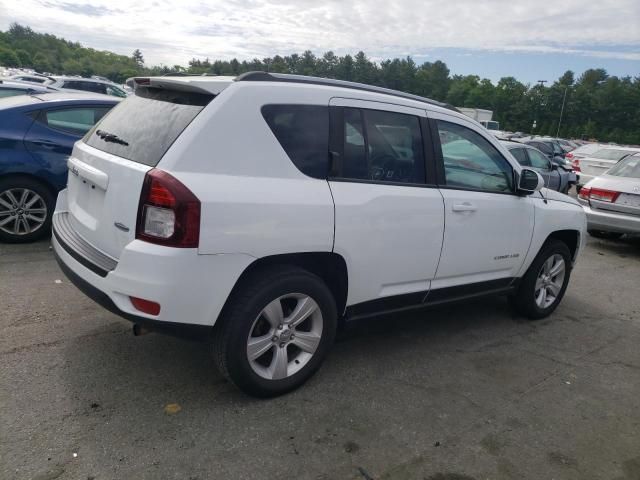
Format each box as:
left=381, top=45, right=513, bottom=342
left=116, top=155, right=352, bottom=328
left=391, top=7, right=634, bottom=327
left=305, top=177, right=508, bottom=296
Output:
left=0, top=92, right=120, bottom=242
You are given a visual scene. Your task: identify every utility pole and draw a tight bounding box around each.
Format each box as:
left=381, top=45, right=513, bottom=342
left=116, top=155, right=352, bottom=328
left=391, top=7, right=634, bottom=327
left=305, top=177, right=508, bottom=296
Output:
left=533, top=80, right=547, bottom=133
left=556, top=86, right=568, bottom=137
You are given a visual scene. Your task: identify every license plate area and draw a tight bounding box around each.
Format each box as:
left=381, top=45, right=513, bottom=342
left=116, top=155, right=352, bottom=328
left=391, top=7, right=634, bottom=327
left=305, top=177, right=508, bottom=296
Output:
left=617, top=193, right=640, bottom=208
left=67, top=173, right=107, bottom=231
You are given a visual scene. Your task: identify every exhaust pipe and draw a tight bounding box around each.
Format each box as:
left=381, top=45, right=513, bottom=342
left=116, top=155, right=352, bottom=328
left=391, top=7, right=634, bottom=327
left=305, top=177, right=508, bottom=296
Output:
left=132, top=324, right=151, bottom=336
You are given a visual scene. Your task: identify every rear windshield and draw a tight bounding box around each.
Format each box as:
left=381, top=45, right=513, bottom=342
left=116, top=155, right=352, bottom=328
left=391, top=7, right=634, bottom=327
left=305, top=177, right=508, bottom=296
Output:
left=591, top=148, right=634, bottom=161
left=85, top=87, right=213, bottom=166
left=607, top=154, right=640, bottom=178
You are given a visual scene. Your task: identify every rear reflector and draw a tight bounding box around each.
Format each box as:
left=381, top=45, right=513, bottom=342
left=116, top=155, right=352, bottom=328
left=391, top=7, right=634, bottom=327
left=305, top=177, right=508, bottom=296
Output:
left=130, top=297, right=161, bottom=315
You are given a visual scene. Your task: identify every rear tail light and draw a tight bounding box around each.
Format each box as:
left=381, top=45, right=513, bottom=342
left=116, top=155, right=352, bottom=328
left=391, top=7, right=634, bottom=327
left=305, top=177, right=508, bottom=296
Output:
left=136, top=169, right=200, bottom=247
left=578, top=186, right=620, bottom=203
left=571, top=157, right=581, bottom=172
left=578, top=186, right=591, bottom=200
left=565, top=152, right=574, bottom=159
left=589, top=188, right=620, bottom=203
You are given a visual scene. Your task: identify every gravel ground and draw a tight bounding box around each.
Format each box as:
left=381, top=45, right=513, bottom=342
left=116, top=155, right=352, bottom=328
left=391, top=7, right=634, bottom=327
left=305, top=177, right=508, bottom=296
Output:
left=1, top=235, right=639, bottom=480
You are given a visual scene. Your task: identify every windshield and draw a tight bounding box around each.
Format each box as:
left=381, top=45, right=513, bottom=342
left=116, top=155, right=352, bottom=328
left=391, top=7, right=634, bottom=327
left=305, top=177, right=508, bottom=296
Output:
left=85, top=86, right=213, bottom=166
left=485, top=121, right=499, bottom=130
left=607, top=154, right=640, bottom=178
left=591, top=148, right=635, bottom=161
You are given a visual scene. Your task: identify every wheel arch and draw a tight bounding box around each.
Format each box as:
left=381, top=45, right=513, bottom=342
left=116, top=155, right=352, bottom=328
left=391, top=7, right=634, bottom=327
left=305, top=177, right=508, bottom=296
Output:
left=545, top=229, right=580, bottom=262
left=0, top=172, right=59, bottom=199
left=222, top=252, right=349, bottom=319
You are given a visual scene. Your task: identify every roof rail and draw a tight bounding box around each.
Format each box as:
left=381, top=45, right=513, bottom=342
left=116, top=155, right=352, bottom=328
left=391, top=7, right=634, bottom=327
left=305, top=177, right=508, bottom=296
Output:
left=235, top=71, right=459, bottom=112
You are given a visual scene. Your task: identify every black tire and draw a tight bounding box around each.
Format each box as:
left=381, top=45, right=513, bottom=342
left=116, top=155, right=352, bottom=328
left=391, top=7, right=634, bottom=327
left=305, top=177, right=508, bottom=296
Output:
left=510, top=239, right=572, bottom=320
left=212, top=265, right=337, bottom=397
left=588, top=230, right=624, bottom=240
left=0, top=177, right=54, bottom=243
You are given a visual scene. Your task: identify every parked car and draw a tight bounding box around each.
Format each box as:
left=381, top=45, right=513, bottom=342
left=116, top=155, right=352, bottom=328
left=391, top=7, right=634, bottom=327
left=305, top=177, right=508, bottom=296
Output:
left=577, top=153, right=640, bottom=238
left=565, top=143, right=603, bottom=163
left=554, top=138, right=577, bottom=153
left=573, top=146, right=640, bottom=190
left=52, top=73, right=586, bottom=397
left=502, top=141, right=575, bottom=193
left=0, top=92, right=120, bottom=242
left=48, top=76, right=128, bottom=98
left=521, top=138, right=566, bottom=164
left=0, top=80, right=57, bottom=98
left=9, top=73, right=55, bottom=85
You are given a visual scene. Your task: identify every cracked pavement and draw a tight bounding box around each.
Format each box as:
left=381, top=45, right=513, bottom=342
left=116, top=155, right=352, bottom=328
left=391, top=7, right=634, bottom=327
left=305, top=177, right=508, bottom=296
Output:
left=1, top=235, right=639, bottom=480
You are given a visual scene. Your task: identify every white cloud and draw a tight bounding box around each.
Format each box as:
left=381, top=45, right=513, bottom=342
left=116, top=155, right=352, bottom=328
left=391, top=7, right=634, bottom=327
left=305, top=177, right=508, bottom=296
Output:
left=1, top=0, right=639, bottom=66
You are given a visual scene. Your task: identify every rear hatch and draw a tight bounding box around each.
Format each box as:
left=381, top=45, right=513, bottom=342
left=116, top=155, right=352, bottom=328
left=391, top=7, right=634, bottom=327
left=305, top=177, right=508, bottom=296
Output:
left=65, top=85, right=215, bottom=259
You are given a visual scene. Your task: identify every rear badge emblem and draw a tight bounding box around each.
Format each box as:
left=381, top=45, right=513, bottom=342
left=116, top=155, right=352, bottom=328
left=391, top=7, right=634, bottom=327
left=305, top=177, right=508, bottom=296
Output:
left=114, top=222, right=130, bottom=232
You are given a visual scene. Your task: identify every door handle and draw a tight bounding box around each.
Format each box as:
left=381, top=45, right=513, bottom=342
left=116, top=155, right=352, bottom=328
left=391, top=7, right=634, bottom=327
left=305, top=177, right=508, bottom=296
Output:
left=452, top=202, right=477, bottom=212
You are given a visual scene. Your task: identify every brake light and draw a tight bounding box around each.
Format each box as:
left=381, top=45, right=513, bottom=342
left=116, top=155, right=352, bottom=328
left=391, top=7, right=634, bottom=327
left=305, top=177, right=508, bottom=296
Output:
left=578, top=186, right=591, bottom=200
left=566, top=152, right=574, bottom=159
left=136, top=169, right=200, bottom=247
left=134, top=77, right=150, bottom=86
left=572, top=157, right=581, bottom=172
left=589, top=188, right=620, bottom=203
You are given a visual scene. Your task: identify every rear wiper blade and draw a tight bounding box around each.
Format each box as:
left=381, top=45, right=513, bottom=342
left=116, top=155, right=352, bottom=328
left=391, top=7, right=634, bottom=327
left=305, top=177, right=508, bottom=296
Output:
left=95, top=129, right=129, bottom=146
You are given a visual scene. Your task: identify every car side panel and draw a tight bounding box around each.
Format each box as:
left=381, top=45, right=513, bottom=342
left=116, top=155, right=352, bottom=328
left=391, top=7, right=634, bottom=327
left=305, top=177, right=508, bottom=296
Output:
left=516, top=193, right=587, bottom=277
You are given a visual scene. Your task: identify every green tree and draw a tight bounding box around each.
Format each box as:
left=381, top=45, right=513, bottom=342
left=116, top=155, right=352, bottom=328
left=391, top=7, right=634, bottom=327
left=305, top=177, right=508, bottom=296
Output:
left=0, top=47, right=21, bottom=67
left=132, top=49, right=144, bottom=68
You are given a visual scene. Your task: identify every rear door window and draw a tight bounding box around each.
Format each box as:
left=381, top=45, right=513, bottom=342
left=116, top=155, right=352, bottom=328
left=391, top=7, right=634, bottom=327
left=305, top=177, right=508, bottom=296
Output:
left=336, top=107, right=426, bottom=185
left=85, top=87, right=213, bottom=166
left=261, top=105, right=329, bottom=179
left=42, top=107, right=112, bottom=135
left=527, top=148, right=551, bottom=169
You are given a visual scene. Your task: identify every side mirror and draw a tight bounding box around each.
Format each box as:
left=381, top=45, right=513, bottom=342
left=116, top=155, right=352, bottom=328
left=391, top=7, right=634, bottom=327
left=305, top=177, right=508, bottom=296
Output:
left=518, top=168, right=545, bottom=194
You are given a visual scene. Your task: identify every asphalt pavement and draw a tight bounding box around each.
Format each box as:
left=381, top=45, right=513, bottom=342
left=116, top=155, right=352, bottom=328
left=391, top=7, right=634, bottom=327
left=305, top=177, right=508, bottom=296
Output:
left=1, top=235, right=639, bottom=480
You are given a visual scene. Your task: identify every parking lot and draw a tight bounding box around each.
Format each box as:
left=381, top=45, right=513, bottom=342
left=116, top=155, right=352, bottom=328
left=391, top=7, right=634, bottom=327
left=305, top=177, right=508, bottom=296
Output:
left=1, top=235, right=639, bottom=480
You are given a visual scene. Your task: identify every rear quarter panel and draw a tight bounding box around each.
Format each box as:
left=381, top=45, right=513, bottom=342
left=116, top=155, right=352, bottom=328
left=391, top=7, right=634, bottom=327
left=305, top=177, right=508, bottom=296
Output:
left=159, top=82, right=335, bottom=257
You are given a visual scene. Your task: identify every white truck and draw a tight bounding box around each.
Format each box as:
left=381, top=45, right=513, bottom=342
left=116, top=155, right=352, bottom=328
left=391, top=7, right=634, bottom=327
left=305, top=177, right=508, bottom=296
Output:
left=458, top=107, right=500, bottom=131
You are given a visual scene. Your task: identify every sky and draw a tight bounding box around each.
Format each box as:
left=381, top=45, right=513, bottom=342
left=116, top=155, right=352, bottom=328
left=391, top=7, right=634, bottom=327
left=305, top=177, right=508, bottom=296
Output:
left=1, top=0, right=639, bottom=84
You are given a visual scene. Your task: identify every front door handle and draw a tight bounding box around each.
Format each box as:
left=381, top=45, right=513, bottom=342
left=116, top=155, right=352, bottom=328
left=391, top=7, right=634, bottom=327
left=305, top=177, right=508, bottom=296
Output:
left=452, top=202, right=477, bottom=212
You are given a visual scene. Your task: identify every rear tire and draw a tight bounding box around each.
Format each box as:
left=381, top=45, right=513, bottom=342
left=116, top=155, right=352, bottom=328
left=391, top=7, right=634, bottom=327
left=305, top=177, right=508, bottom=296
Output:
left=0, top=177, right=54, bottom=243
left=510, top=240, right=572, bottom=320
left=212, top=266, right=337, bottom=397
left=588, top=230, right=624, bottom=240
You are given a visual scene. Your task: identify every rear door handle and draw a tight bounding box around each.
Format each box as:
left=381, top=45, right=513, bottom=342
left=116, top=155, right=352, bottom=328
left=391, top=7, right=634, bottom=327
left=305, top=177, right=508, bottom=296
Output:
left=452, top=202, right=477, bottom=212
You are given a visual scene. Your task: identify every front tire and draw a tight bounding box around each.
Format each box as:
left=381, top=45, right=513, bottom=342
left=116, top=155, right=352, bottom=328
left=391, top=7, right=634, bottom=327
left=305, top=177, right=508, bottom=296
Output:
left=510, top=240, right=572, bottom=320
left=212, top=266, right=337, bottom=397
left=0, top=177, right=54, bottom=243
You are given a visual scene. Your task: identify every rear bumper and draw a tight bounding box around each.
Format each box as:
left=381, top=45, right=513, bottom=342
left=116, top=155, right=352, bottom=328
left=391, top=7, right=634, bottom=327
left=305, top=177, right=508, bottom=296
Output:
left=579, top=203, right=640, bottom=234
left=52, top=191, right=255, bottom=333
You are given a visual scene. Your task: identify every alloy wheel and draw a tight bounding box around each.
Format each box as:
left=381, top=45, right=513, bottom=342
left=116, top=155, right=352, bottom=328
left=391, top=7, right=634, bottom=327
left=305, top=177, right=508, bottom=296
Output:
left=0, top=188, right=48, bottom=236
left=534, top=254, right=566, bottom=309
left=247, top=293, right=323, bottom=380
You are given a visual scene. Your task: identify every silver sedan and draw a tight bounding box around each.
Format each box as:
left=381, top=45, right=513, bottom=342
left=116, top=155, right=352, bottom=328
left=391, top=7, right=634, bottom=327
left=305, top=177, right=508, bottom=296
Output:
left=577, top=153, right=640, bottom=239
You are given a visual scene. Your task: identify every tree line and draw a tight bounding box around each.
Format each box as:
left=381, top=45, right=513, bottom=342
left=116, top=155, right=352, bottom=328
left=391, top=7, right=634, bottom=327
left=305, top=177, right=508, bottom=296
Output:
left=1, top=23, right=638, bottom=144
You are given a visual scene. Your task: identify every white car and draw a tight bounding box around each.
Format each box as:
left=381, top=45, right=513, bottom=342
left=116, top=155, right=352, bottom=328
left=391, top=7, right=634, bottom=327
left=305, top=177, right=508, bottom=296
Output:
left=573, top=146, right=640, bottom=188
left=52, top=73, right=587, bottom=397
left=577, top=153, right=640, bottom=238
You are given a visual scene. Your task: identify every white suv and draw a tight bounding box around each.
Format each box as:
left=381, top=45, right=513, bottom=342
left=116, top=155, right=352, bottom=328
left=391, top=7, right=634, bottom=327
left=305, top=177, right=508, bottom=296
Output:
left=52, top=73, right=587, bottom=397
